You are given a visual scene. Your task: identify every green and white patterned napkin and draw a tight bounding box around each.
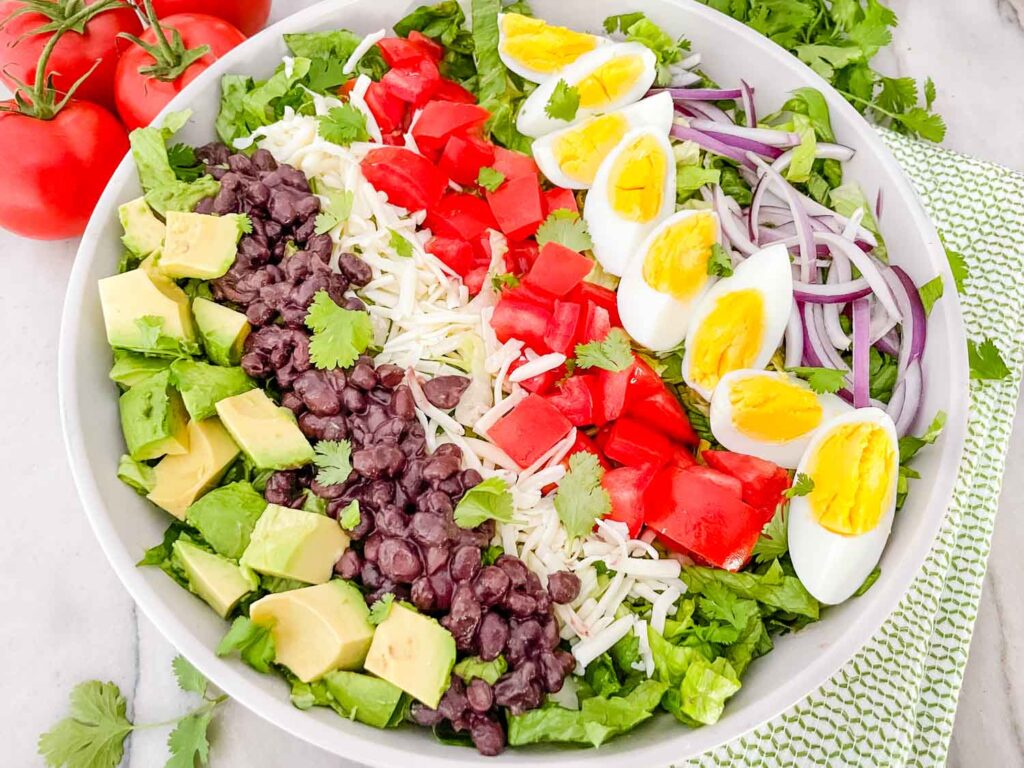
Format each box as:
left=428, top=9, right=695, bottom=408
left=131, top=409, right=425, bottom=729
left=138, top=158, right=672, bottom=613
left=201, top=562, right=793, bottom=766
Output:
left=684, top=132, right=1024, bottom=768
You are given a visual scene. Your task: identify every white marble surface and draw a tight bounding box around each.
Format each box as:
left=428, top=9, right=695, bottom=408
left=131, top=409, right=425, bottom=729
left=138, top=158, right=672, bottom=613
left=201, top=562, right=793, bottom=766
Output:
left=1, top=1, right=1022, bottom=766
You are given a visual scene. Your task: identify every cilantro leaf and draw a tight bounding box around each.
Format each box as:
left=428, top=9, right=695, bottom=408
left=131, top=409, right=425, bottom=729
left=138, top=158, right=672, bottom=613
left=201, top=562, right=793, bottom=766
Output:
left=172, top=656, right=208, bottom=697
left=535, top=209, right=593, bottom=252
left=752, top=506, right=788, bottom=564
left=368, top=593, right=395, bottom=625
left=167, top=143, right=204, bottom=183
left=574, top=328, right=633, bottom=373
left=314, top=187, right=353, bottom=235
left=165, top=710, right=213, bottom=768
left=555, top=452, right=611, bottom=539
left=389, top=229, right=413, bottom=258
left=313, top=439, right=352, bottom=486
left=453, top=476, right=514, bottom=528
left=216, top=617, right=275, bottom=673
left=707, top=243, right=734, bottom=277
left=477, top=166, right=506, bottom=192
left=317, top=105, right=370, bottom=146
left=491, top=272, right=520, bottom=291
left=38, top=681, right=134, bottom=768
left=786, top=366, right=847, bottom=394
left=898, top=411, right=947, bottom=463
left=853, top=566, right=881, bottom=597
left=943, top=239, right=968, bottom=294
left=545, top=79, right=580, bottom=122
left=784, top=473, right=814, bottom=499
left=304, top=291, right=374, bottom=370
left=918, top=275, right=944, bottom=316
left=968, top=338, right=1011, bottom=381
left=339, top=500, right=361, bottom=531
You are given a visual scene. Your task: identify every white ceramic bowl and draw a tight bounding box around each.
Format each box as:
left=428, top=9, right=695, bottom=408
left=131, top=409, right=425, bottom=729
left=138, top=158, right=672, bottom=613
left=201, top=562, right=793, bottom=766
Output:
left=59, top=0, right=969, bottom=764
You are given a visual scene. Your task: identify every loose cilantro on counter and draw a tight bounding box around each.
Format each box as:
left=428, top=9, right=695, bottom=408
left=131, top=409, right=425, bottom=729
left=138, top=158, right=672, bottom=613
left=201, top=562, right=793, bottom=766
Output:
left=968, top=338, right=1011, bottom=381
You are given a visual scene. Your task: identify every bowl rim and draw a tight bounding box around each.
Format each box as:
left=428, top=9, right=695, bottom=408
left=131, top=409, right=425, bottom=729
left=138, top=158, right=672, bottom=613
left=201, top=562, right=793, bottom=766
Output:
left=58, top=0, right=970, bottom=764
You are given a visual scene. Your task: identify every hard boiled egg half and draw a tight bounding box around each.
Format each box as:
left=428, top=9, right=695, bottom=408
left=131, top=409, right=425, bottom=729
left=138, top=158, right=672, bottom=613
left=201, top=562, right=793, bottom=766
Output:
left=788, top=407, right=899, bottom=605
left=517, top=42, right=658, bottom=138
left=532, top=92, right=674, bottom=189
left=709, top=370, right=850, bottom=468
left=583, top=126, right=675, bottom=276
left=681, top=243, right=794, bottom=399
left=617, top=209, right=720, bottom=351
left=497, top=13, right=608, bottom=83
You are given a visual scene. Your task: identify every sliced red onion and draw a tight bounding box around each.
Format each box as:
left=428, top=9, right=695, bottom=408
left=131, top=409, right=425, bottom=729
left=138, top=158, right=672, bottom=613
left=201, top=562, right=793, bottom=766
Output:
left=669, top=70, right=702, bottom=87
left=802, top=303, right=851, bottom=372
left=881, top=265, right=928, bottom=378
left=875, top=188, right=884, bottom=221
left=700, top=129, right=786, bottom=159
left=654, top=87, right=743, bottom=100
left=893, top=359, right=923, bottom=437
left=785, top=304, right=803, bottom=368
left=740, top=80, right=757, bottom=128
left=793, top=278, right=872, bottom=303
left=689, top=119, right=800, bottom=147
left=684, top=99, right=734, bottom=124
left=713, top=184, right=758, bottom=255
left=852, top=299, right=871, bottom=407
left=886, top=376, right=907, bottom=421
left=840, top=206, right=865, bottom=241
left=821, top=270, right=851, bottom=349
left=875, top=328, right=900, bottom=357
left=671, top=125, right=756, bottom=167
left=750, top=154, right=815, bottom=283
left=679, top=52, right=702, bottom=70
left=869, top=301, right=899, bottom=345
left=770, top=142, right=857, bottom=175
left=816, top=232, right=901, bottom=319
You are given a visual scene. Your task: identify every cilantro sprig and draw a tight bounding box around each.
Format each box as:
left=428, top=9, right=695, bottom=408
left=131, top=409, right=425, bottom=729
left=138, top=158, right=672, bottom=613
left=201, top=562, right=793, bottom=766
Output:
left=786, top=366, right=847, bottom=394
left=454, top=476, right=515, bottom=528
left=535, top=209, right=593, bottom=252
left=575, top=328, right=634, bottom=373
left=317, top=104, right=370, bottom=146
left=38, top=657, right=226, bottom=768
left=555, top=452, right=612, bottom=539
left=545, top=79, right=581, bottom=122
left=304, top=291, right=374, bottom=370
left=313, top=439, right=353, bottom=486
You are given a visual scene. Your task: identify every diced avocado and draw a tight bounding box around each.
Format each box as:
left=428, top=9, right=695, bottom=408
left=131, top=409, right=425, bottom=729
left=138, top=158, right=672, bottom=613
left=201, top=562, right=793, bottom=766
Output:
left=158, top=211, right=242, bottom=279
left=193, top=298, right=250, bottom=366
left=216, top=389, right=315, bottom=470
left=249, top=580, right=374, bottom=682
left=99, top=268, right=197, bottom=354
left=185, top=481, right=266, bottom=559
left=323, top=671, right=403, bottom=728
left=119, top=197, right=165, bottom=258
left=118, top=370, right=189, bottom=460
left=169, top=358, right=256, bottom=421
left=364, top=603, right=456, bottom=709
left=147, top=418, right=240, bottom=519
left=172, top=538, right=258, bottom=618
left=117, top=454, right=156, bottom=495
left=109, top=350, right=174, bottom=389
left=240, top=503, right=349, bottom=584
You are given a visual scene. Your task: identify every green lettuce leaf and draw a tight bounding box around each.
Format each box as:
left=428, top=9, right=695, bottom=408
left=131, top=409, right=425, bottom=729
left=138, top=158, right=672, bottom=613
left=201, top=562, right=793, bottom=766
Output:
left=683, top=561, right=820, bottom=620
left=129, top=111, right=219, bottom=216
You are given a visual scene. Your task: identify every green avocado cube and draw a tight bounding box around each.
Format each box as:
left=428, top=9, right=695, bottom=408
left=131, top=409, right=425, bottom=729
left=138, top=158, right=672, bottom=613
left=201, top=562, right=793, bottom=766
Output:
left=364, top=604, right=456, bottom=709
left=109, top=350, right=174, bottom=389
left=193, top=298, right=251, bottom=366
left=147, top=418, right=240, bottom=520
left=323, top=672, right=403, bottom=728
left=158, top=211, right=243, bottom=279
left=118, top=370, right=190, bottom=461
left=172, top=538, right=258, bottom=618
left=98, top=267, right=197, bottom=355
left=119, top=197, right=165, bottom=258
left=185, top=481, right=267, bottom=560
left=216, top=389, right=315, bottom=470
left=240, top=503, right=349, bottom=585
left=169, top=358, right=256, bottom=421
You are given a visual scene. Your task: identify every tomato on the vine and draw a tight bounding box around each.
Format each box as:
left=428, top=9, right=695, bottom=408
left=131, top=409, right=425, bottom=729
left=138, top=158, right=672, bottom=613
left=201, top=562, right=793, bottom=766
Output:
left=143, top=0, right=271, bottom=37
left=0, top=0, right=142, bottom=110
left=114, top=9, right=245, bottom=130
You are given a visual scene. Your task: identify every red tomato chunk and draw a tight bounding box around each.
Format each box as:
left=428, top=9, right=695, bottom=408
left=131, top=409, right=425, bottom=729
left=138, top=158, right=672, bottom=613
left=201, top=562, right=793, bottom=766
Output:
left=524, top=242, right=593, bottom=297
left=361, top=148, right=447, bottom=212
left=602, top=466, right=654, bottom=537
left=702, top=450, right=791, bottom=521
left=412, top=101, right=489, bottom=157
left=488, top=394, right=573, bottom=468
left=486, top=174, right=546, bottom=241
left=602, top=417, right=675, bottom=468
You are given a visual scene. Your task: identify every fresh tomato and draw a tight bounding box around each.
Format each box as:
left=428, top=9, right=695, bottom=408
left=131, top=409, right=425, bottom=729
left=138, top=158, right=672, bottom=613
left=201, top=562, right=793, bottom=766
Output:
left=543, top=187, right=579, bottom=216
left=486, top=174, right=545, bottom=240
left=407, top=30, right=443, bottom=62
left=569, top=282, right=621, bottom=327
left=364, top=81, right=408, bottom=134
left=0, top=0, right=142, bottom=110
left=114, top=13, right=246, bottom=129
left=487, top=394, right=573, bottom=469
left=624, top=356, right=665, bottom=403
left=426, top=236, right=475, bottom=277
left=564, top=431, right=610, bottom=468
left=490, top=293, right=553, bottom=353
left=577, top=300, right=611, bottom=345
left=602, top=417, right=675, bottom=468
left=507, top=356, right=563, bottom=394
left=491, top=146, right=539, bottom=181
left=361, top=147, right=448, bottom=212
left=602, top=466, right=654, bottom=537
left=378, top=36, right=432, bottom=68
left=432, top=78, right=477, bottom=104
left=145, top=0, right=270, bottom=36
left=523, top=242, right=593, bottom=297
left=644, top=464, right=763, bottom=571
left=624, top=388, right=699, bottom=446
left=381, top=55, right=441, bottom=106
left=0, top=99, right=128, bottom=239
left=504, top=239, right=539, bottom=274
left=411, top=100, right=489, bottom=157
left=545, top=375, right=596, bottom=426
left=544, top=300, right=582, bottom=356
left=702, top=450, right=791, bottom=521
left=426, top=194, right=497, bottom=242
left=439, top=134, right=494, bottom=186
left=594, top=364, right=631, bottom=424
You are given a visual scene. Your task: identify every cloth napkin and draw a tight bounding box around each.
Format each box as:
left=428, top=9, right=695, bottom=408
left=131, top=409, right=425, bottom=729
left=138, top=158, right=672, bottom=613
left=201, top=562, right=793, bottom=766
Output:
left=683, top=131, right=1024, bottom=767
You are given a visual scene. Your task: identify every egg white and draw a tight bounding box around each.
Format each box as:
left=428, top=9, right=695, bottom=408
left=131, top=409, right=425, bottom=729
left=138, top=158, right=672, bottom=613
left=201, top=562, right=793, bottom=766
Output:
left=532, top=92, right=674, bottom=189
left=681, top=243, right=795, bottom=400
left=709, top=369, right=851, bottom=468
left=617, top=209, right=720, bottom=352
left=788, top=407, right=899, bottom=605
left=583, top=126, right=676, bottom=277
left=516, top=42, right=658, bottom=138
left=497, top=13, right=609, bottom=83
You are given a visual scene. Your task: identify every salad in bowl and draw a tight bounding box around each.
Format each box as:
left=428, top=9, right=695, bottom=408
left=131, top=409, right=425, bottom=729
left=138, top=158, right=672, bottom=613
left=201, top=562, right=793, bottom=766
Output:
left=89, top=0, right=950, bottom=757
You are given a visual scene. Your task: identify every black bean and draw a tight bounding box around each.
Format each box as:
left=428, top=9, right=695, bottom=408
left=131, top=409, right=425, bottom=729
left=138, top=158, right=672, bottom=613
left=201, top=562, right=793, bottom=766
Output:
left=338, top=252, right=373, bottom=286
left=422, top=375, right=470, bottom=409
left=495, top=555, right=529, bottom=589
left=410, top=576, right=436, bottom=612
left=409, top=702, right=444, bottom=727
left=374, top=505, right=409, bottom=537
left=389, top=385, right=416, bottom=421
left=429, top=570, right=454, bottom=611
left=507, top=619, right=542, bottom=666
left=410, top=511, right=450, bottom=547
left=466, top=679, right=494, bottom=714
left=473, top=566, right=511, bottom=607
left=335, top=549, right=362, bottom=579
left=423, top=545, right=449, bottom=575
left=360, top=561, right=383, bottom=589
left=546, top=570, right=580, bottom=604
left=341, top=386, right=368, bottom=414
left=362, top=532, right=383, bottom=564
left=423, top=454, right=461, bottom=484
left=450, top=545, right=482, bottom=582
left=468, top=716, right=505, bottom=756
left=503, top=590, right=537, bottom=618
left=377, top=538, right=423, bottom=583
left=353, top=446, right=406, bottom=479
left=417, top=489, right=453, bottom=516
left=442, top=584, right=482, bottom=651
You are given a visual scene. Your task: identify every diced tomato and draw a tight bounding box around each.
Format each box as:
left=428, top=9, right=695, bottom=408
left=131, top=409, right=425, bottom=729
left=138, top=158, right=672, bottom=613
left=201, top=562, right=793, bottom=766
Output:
left=408, top=31, right=444, bottom=62
left=425, top=236, right=475, bottom=276
left=508, top=357, right=563, bottom=394
left=544, top=300, right=582, bottom=356
left=545, top=376, right=596, bottom=426
left=602, top=466, right=654, bottom=537
left=432, top=79, right=477, bottom=104
left=381, top=56, right=441, bottom=106
left=439, top=134, right=495, bottom=186
left=378, top=37, right=430, bottom=68
left=544, top=187, right=579, bottom=216
left=524, top=242, right=593, bottom=298
left=468, top=230, right=493, bottom=267
left=624, top=389, right=699, bottom=446
left=381, top=131, right=405, bottom=146
left=490, top=295, right=553, bottom=352
left=486, top=175, right=545, bottom=241
left=412, top=100, right=489, bottom=157
left=702, top=450, right=791, bottom=521
left=463, top=266, right=487, bottom=295
left=364, top=81, right=407, bottom=135
left=594, top=365, right=630, bottom=424
left=361, top=148, right=448, bottom=212
left=625, top=356, right=665, bottom=404
left=426, top=194, right=497, bottom=242
left=488, top=394, right=573, bottom=468
left=602, top=417, right=675, bottom=468
left=577, top=301, right=611, bottom=345
left=666, top=447, right=697, bottom=469
left=491, top=146, right=539, bottom=182
left=564, top=431, right=610, bottom=468
left=504, top=240, right=539, bottom=274
left=644, top=465, right=763, bottom=571
left=685, top=464, right=745, bottom=497
left=338, top=79, right=357, bottom=97
left=569, top=282, right=621, bottom=327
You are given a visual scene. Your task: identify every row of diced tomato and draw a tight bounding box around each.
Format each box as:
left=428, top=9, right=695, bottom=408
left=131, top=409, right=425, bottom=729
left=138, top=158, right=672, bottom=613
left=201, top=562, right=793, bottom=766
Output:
left=354, top=33, right=792, bottom=572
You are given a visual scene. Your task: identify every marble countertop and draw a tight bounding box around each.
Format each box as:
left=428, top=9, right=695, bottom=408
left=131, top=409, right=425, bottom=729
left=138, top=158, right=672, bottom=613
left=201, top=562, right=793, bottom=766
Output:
left=2, top=1, right=1022, bottom=765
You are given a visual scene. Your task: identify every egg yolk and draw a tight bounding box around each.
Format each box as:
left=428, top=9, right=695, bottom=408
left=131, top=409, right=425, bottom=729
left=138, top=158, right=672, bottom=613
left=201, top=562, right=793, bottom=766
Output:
left=689, top=289, right=765, bottom=392
left=606, top=134, right=667, bottom=222
left=808, top=422, right=895, bottom=536
left=642, top=213, right=717, bottom=300
left=552, top=114, right=629, bottom=184
left=728, top=374, right=823, bottom=442
left=576, top=55, right=646, bottom=108
left=499, top=14, right=599, bottom=74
